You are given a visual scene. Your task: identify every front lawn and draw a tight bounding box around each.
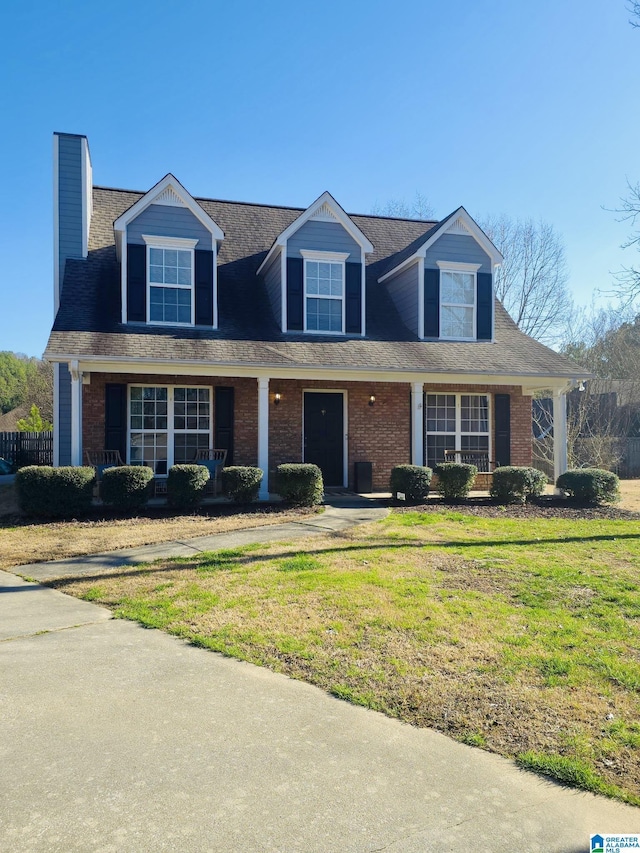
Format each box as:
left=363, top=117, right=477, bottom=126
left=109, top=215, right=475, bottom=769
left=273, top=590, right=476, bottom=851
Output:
left=50, top=505, right=640, bottom=805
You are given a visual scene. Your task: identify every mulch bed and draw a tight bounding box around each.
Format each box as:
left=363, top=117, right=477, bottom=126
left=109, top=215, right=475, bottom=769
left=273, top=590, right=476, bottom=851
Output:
left=393, top=496, right=640, bottom=521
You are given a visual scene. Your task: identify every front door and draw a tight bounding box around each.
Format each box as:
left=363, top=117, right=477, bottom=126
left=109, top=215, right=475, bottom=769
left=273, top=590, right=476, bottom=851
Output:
left=303, top=392, right=344, bottom=487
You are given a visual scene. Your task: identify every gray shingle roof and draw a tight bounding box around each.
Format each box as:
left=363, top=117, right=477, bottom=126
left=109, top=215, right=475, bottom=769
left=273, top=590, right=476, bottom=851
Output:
left=45, top=187, right=582, bottom=380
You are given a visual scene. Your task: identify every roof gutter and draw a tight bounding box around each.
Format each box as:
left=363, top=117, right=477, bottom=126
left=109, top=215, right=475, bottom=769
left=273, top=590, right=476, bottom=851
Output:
left=43, top=351, right=588, bottom=389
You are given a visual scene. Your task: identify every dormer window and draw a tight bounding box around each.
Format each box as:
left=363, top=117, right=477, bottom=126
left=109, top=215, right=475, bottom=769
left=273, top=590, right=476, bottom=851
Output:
left=115, top=175, right=222, bottom=327
left=301, top=250, right=349, bottom=334
left=257, top=192, right=372, bottom=335
left=379, top=208, right=499, bottom=342
left=437, top=261, right=480, bottom=341
left=143, top=236, right=198, bottom=326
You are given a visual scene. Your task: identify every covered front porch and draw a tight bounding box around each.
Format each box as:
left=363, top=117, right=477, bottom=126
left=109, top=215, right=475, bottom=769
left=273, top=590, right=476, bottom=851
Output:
left=54, top=359, right=573, bottom=499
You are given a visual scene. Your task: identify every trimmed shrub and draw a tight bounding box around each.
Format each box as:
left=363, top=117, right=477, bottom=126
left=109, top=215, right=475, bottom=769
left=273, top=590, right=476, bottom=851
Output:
left=275, top=463, right=323, bottom=506
left=221, top=466, right=263, bottom=503
left=490, top=466, right=548, bottom=504
left=433, top=462, right=477, bottom=502
left=167, top=464, right=210, bottom=510
left=389, top=464, right=432, bottom=503
left=556, top=468, right=620, bottom=505
left=100, top=465, right=154, bottom=511
left=15, top=465, right=95, bottom=518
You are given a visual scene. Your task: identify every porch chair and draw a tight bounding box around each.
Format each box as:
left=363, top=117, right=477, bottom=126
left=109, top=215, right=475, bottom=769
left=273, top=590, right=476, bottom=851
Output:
left=193, top=448, right=227, bottom=495
left=85, top=449, right=125, bottom=480
left=442, top=449, right=495, bottom=473
left=442, top=449, right=496, bottom=491
left=85, top=449, right=125, bottom=495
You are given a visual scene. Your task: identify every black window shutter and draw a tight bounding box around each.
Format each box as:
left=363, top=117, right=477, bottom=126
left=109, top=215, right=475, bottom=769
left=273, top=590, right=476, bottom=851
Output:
left=345, top=262, right=362, bottom=334
left=424, top=268, right=440, bottom=338
left=494, top=393, right=511, bottom=467
left=105, top=383, right=127, bottom=462
left=215, top=387, right=234, bottom=465
left=195, top=249, right=214, bottom=326
left=287, top=257, right=303, bottom=330
left=127, top=244, right=146, bottom=322
left=477, top=272, right=493, bottom=341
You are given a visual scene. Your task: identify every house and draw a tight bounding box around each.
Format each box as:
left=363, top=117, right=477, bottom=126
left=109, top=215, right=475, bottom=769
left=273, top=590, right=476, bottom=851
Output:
left=45, top=132, right=583, bottom=498
left=0, top=406, right=29, bottom=432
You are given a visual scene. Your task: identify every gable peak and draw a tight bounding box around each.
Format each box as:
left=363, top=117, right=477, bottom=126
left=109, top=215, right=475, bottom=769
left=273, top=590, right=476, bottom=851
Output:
left=446, top=215, right=472, bottom=236
left=310, top=201, right=339, bottom=223
left=154, top=185, right=186, bottom=207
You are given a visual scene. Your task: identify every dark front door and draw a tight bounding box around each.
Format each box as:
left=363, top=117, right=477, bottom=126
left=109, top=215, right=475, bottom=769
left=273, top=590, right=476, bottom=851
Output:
left=215, top=387, right=234, bottom=464
left=303, top=392, right=344, bottom=487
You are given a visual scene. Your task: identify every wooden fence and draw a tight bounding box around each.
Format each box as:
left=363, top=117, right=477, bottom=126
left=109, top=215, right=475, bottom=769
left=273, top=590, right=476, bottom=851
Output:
left=0, top=432, right=53, bottom=467
left=620, top=437, right=640, bottom=478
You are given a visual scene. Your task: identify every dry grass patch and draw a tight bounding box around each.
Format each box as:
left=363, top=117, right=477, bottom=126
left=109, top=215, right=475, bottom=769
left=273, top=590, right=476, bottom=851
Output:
left=619, top=478, right=640, bottom=513
left=0, top=506, right=316, bottom=570
left=51, top=508, right=640, bottom=805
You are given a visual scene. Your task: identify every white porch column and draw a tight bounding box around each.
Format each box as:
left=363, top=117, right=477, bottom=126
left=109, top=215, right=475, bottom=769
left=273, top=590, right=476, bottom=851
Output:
left=257, top=376, right=270, bottom=500
left=553, top=388, right=568, bottom=485
left=411, top=382, right=424, bottom=466
left=70, top=360, right=83, bottom=467
left=53, top=362, right=60, bottom=467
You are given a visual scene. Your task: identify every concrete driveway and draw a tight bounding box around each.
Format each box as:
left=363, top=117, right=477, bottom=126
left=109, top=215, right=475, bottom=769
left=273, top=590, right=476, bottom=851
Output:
left=1, top=569, right=638, bottom=853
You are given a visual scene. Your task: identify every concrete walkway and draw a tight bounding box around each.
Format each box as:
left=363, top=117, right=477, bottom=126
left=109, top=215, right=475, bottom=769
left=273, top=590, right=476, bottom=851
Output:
left=16, top=499, right=389, bottom=582
left=2, top=502, right=639, bottom=851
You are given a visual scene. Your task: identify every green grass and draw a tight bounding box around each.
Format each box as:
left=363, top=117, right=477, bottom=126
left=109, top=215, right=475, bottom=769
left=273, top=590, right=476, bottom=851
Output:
left=517, top=751, right=629, bottom=801
left=52, top=507, right=640, bottom=805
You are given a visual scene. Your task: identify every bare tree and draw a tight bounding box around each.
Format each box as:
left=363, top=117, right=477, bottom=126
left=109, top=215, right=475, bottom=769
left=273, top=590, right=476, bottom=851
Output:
left=608, top=180, right=640, bottom=305
left=606, top=6, right=640, bottom=303
left=371, top=192, right=434, bottom=220
left=480, top=214, right=573, bottom=346
left=553, top=305, right=640, bottom=473
left=532, top=385, right=627, bottom=476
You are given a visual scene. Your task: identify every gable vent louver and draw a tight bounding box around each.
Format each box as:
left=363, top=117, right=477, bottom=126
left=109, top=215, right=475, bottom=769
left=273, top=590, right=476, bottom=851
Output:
left=310, top=203, right=338, bottom=223
left=448, top=217, right=472, bottom=235
left=154, top=186, right=186, bottom=207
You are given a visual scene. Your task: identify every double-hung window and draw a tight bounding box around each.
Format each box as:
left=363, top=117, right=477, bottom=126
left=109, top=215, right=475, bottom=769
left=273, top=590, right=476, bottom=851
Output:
left=438, top=262, right=480, bottom=340
left=300, top=250, right=348, bottom=334
left=129, top=385, right=211, bottom=475
left=425, top=393, right=490, bottom=470
left=143, top=235, right=198, bottom=326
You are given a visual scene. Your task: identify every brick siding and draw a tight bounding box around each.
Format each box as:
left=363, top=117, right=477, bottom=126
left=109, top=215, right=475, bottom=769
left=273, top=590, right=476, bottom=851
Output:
left=82, top=374, right=531, bottom=491
left=82, top=373, right=259, bottom=467
left=269, top=379, right=410, bottom=491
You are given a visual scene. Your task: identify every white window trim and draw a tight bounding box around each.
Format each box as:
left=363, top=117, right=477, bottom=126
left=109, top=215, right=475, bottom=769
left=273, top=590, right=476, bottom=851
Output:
left=142, top=235, right=199, bottom=328
left=127, top=384, right=213, bottom=474
left=300, top=249, right=350, bottom=335
left=436, top=261, right=481, bottom=342
left=425, top=392, right=491, bottom=466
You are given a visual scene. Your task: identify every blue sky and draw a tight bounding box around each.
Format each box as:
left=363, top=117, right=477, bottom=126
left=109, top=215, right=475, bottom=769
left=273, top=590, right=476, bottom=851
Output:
left=2, top=0, right=639, bottom=357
